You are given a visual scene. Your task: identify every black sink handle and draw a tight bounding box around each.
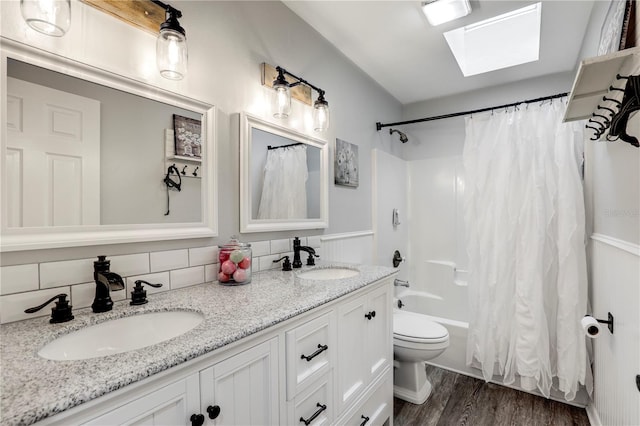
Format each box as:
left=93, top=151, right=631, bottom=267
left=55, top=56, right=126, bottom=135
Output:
left=135, top=280, right=163, bottom=288
left=24, top=294, right=74, bottom=324
left=24, top=294, right=68, bottom=313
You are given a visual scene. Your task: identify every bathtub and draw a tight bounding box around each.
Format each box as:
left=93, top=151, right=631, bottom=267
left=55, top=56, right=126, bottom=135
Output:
left=394, top=289, right=469, bottom=374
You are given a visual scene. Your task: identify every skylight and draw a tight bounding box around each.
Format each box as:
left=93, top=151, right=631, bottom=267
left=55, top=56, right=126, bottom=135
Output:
left=443, top=2, right=542, bottom=77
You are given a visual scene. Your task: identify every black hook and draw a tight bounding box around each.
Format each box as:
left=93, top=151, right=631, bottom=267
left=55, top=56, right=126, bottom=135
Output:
left=597, top=105, right=616, bottom=116
left=609, top=85, right=625, bottom=93
left=181, top=165, right=188, bottom=175
left=192, top=166, right=199, bottom=177
left=616, top=74, right=629, bottom=80
left=603, top=96, right=621, bottom=106
left=592, top=112, right=610, bottom=125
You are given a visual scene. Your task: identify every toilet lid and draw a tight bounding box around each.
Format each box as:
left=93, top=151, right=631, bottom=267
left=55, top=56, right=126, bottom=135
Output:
left=394, top=311, right=449, bottom=341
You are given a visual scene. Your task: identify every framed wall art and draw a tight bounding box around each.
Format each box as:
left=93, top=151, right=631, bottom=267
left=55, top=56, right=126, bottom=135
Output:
left=173, top=114, right=202, bottom=158
left=334, top=138, right=359, bottom=187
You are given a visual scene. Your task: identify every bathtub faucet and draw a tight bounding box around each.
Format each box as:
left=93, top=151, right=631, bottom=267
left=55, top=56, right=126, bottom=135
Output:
left=394, top=279, right=410, bottom=287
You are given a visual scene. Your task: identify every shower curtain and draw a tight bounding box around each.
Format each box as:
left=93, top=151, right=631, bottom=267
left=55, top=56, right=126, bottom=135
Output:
left=463, top=99, right=592, bottom=401
left=258, top=144, right=308, bottom=219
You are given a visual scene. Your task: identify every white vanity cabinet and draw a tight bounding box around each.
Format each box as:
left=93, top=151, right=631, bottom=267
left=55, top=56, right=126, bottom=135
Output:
left=199, top=338, right=279, bottom=425
left=81, top=374, right=200, bottom=426
left=37, top=277, right=393, bottom=426
left=336, top=284, right=392, bottom=412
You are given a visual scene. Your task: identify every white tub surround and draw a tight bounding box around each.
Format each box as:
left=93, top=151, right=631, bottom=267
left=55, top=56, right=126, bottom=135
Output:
left=0, top=263, right=396, bottom=426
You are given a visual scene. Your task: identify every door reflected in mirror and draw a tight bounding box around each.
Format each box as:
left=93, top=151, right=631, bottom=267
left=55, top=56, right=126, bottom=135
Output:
left=240, top=113, right=328, bottom=233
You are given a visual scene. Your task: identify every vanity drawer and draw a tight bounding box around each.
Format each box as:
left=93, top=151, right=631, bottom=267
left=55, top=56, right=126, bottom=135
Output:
left=342, top=375, right=392, bottom=426
left=288, top=372, right=334, bottom=426
left=286, top=311, right=336, bottom=399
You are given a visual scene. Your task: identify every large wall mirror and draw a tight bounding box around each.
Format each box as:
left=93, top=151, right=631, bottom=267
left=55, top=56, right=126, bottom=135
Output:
left=0, top=39, right=217, bottom=251
left=240, top=113, right=328, bottom=233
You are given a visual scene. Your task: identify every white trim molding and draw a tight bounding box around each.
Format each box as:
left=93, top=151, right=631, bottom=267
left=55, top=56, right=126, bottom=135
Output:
left=590, top=233, right=640, bottom=257
left=320, top=230, right=374, bottom=241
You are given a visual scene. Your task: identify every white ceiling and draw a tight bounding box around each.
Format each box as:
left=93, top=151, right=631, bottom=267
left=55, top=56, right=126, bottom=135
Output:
left=283, top=0, right=596, bottom=105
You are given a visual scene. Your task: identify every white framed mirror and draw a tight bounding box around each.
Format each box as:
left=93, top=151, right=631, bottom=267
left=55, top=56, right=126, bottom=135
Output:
left=240, top=112, right=328, bottom=233
left=1, top=38, right=217, bottom=251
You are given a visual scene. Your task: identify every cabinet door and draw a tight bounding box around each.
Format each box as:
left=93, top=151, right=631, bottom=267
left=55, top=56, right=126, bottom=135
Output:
left=200, top=338, right=279, bottom=425
left=336, top=294, right=368, bottom=411
left=366, top=285, right=391, bottom=383
left=82, top=374, right=199, bottom=425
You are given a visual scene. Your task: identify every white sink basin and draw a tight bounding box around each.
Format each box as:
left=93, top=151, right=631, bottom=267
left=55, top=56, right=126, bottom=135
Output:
left=296, top=267, right=360, bottom=280
left=38, top=311, right=204, bottom=361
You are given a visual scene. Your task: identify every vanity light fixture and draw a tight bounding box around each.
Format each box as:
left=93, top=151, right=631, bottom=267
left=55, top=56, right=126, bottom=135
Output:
left=272, top=66, right=330, bottom=132
left=20, top=0, right=71, bottom=37
left=421, top=0, right=471, bottom=26
left=154, top=0, right=188, bottom=80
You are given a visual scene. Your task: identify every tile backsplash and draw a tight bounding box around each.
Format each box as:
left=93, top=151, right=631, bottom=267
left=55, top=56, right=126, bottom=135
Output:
left=0, top=237, right=322, bottom=324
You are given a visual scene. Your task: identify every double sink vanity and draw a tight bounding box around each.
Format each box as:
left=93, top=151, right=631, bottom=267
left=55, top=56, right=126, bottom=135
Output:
left=1, top=264, right=397, bottom=426
left=0, top=32, right=388, bottom=426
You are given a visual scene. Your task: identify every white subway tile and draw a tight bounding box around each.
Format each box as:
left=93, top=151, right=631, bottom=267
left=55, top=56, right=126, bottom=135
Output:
left=205, top=264, right=217, bottom=283
left=189, top=246, right=218, bottom=266
left=40, top=258, right=94, bottom=289
left=259, top=254, right=281, bottom=271
left=125, top=272, right=170, bottom=298
left=251, top=241, right=270, bottom=257
left=1, top=286, right=71, bottom=324
left=0, top=264, right=39, bottom=295
left=150, top=250, right=188, bottom=273
left=307, top=236, right=322, bottom=249
left=170, top=267, right=204, bottom=290
left=71, top=282, right=97, bottom=310
left=271, top=238, right=290, bottom=253
left=109, top=253, right=150, bottom=277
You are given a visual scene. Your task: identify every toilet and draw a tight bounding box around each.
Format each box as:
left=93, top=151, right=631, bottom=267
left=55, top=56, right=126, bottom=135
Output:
left=393, top=309, right=449, bottom=404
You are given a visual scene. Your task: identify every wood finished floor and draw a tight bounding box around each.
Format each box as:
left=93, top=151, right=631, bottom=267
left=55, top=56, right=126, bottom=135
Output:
left=393, top=365, right=590, bottom=426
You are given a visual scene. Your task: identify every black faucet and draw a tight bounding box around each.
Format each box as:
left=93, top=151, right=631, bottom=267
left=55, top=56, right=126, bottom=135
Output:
left=292, top=237, right=319, bottom=268
left=92, top=255, right=125, bottom=313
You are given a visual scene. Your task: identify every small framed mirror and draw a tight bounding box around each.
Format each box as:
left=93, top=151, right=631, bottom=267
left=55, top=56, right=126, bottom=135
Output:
left=1, top=39, right=217, bottom=251
left=240, top=112, right=328, bottom=233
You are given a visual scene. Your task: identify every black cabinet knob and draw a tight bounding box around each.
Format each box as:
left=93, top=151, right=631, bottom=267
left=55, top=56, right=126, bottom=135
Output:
left=365, top=311, right=376, bottom=320
left=207, top=405, right=221, bottom=419
left=360, top=414, right=370, bottom=426
left=190, top=413, right=205, bottom=426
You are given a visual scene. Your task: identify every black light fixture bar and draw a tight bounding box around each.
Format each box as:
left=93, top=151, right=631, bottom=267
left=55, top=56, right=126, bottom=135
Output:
left=375, top=92, right=569, bottom=131
left=276, top=66, right=325, bottom=97
left=151, top=0, right=182, bottom=17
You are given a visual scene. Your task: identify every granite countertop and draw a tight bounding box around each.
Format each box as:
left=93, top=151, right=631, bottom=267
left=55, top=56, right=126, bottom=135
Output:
left=0, top=262, right=396, bottom=426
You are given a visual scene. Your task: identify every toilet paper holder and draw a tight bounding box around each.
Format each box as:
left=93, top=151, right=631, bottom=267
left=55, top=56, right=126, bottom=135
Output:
left=588, top=312, right=614, bottom=334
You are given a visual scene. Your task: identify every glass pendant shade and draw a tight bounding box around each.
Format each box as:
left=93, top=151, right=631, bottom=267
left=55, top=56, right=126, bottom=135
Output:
left=273, top=82, right=291, bottom=119
left=21, top=0, right=70, bottom=37
left=157, top=10, right=187, bottom=81
left=313, top=97, right=330, bottom=132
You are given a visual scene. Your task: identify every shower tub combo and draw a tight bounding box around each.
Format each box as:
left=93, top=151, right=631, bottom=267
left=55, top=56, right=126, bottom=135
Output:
left=395, top=260, right=590, bottom=407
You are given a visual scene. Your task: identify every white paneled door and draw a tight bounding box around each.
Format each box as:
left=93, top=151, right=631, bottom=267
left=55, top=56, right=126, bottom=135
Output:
left=6, top=77, right=100, bottom=227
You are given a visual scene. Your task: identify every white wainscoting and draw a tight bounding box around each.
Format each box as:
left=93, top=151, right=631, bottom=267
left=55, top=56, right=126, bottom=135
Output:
left=320, top=231, right=375, bottom=265
left=588, top=234, right=640, bottom=426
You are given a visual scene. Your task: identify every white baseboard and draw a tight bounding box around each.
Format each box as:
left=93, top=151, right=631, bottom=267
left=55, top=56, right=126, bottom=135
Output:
left=586, top=402, right=602, bottom=426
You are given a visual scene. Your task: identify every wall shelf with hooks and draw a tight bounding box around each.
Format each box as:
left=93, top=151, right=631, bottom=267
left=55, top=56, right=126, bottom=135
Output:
left=564, top=47, right=639, bottom=123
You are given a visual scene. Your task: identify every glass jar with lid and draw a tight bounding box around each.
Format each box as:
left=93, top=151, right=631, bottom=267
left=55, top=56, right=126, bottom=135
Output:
left=218, top=238, right=252, bottom=285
